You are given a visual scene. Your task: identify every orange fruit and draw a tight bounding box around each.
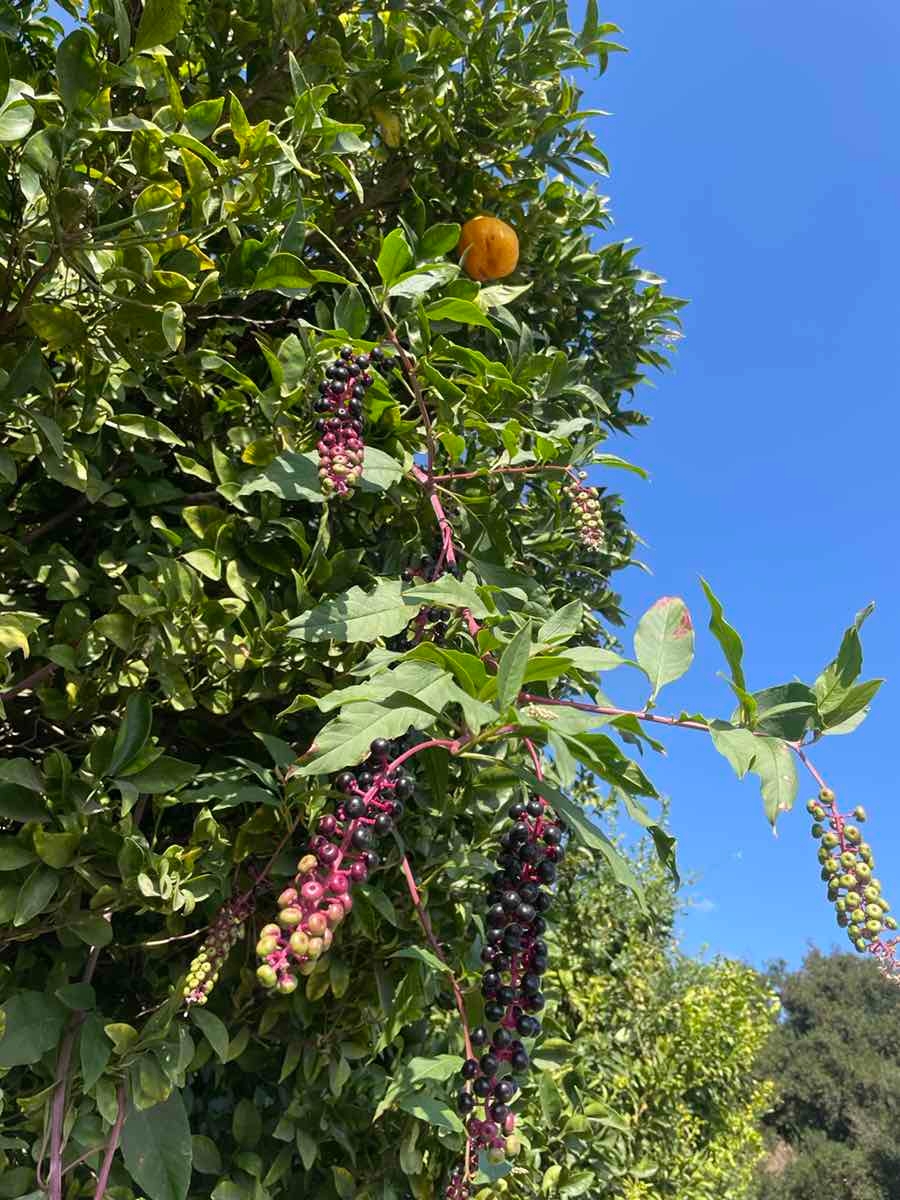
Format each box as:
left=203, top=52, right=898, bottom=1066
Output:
left=457, top=215, right=519, bottom=282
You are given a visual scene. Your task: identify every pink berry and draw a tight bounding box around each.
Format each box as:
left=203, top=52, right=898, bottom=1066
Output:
left=349, top=861, right=368, bottom=883
left=328, top=871, right=349, bottom=895
left=306, top=911, right=327, bottom=937
left=301, top=880, right=324, bottom=904
left=277, top=887, right=298, bottom=909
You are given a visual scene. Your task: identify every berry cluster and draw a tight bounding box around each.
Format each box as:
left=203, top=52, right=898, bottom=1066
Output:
left=313, top=346, right=382, bottom=496
left=448, top=795, right=564, bottom=1196
left=565, top=474, right=604, bottom=551
left=811, top=788, right=898, bottom=970
left=256, top=738, right=415, bottom=995
left=184, top=896, right=251, bottom=1006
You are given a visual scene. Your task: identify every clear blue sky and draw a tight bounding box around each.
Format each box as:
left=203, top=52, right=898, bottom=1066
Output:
left=570, top=0, right=900, bottom=968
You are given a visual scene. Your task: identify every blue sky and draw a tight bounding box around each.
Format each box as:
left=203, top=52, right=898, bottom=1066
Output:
left=570, top=0, right=900, bottom=967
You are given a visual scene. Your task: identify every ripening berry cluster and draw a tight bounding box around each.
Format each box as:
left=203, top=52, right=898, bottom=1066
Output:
left=811, top=788, right=897, bottom=957
left=184, top=897, right=251, bottom=1006
left=447, top=795, right=565, bottom=1197
left=386, top=552, right=461, bottom=651
left=256, top=738, right=415, bottom=995
left=565, top=475, right=604, bottom=551
left=313, top=346, right=384, bottom=496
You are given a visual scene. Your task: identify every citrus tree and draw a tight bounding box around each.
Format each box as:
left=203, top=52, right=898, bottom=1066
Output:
left=0, top=1, right=890, bottom=1198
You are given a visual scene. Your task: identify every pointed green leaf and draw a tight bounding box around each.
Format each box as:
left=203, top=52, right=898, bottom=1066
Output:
left=121, top=1090, right=192, bottom=1200
left=287, top=579, right=409, bottom=643
left=134, top=0, right=186, bottom=52
left=496, top=622, right=532, bottom=712
left=0, top=991, right=67, bottom=1067
left=634, top=596, right=694, bottom=700
left=425, top=298, right=498, bottom=331
left=80, top=1012, right=112, bottom=1088
left=14, top=866, right=58, bottom=925
left=700, top=577, right=747, bottom=694
left=56, top=30, right=100, bottom=113
left=108, top=694, right=153, bottom=777
left=189, top=1008, right=229, bottom=1061
left=376, top=228, right=413, bottom=286
left=239, top=451, right=323, bottom=502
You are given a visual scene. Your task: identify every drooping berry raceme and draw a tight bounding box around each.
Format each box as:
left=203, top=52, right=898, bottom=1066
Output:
left=184, top=896, right=252, bottom=1006
left=565, top=473, right=605, bottom=551
left=810, top=789, right=899, bottom=978
left=314, top=346, right=375, bottom=497
left=447, top=794, right=564, bottom=1196
left=386, top=550, right=462, bottom=651
left=256, top=738, right=416, bottom=995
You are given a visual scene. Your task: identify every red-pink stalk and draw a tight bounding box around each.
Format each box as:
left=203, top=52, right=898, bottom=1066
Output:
left=92, top=1083, right=127, bottom=1200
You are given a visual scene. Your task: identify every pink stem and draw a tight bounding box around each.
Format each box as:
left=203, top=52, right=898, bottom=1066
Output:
left=430, top=463, right=579, bottom=483
left=92, top=1083, right=127, bottom=1200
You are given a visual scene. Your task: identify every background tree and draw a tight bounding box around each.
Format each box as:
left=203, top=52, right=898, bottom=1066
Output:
left=0, top=1, right=887, bottom=1199
left=754, top=950, right=900, bottom=1200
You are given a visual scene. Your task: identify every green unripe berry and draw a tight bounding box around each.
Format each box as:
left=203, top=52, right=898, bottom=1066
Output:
left=306, top=936, right=324, bottom=958
left=866, top=918, right=883, bottom=934
left=839, top=873, right=856, bottom=889
left=487, top=1148, right=506, bottom=1166
left=848, top=924, right=862, bottom=939
left=885, top=916, right=898, bottom=930
left=289, top=930, right=311, bottom=958
left=297, top=854, right=318, bottom=875
left=806, top=799, right=819, bottom=815
left=835, top=897, right=847, bottom=913
left=256, top=964, right=278, bottom=989
left=844, top=825, right=861, bottom=844
left=879, top=898, right=891, bottom=912
left=866, top=904, right=883, bottom=919
left=810, top=823, right=824, bottom=839
left=827, top=885, right=840, bottom=902
left=812, top=804, right=826, bottom=821
left=854, top=938, right=868, bottom=952
left=856, top=863, right=872, bottom=882
left=836, top=912, right=849, bottom=927
left=819, top=787, right=836, bottom=803
left=306, top=912, right=328, bottom=937
left=822, top=832, right=839, bottom=849
left=278, top=905, right=303, bottom=929
left=853, top=806, right=867, bottom=822
left=256, top=935, right=279, bottom=957
left=846, top=891, right=861, bottom=907
left=817, top=846, right=830, bottom=864
left=820, top=867, right=831, bottom=882
left=277, top=974, right=298, bottom=995
left=505, top=1136, right=522, bottom=1157
left=864, top=884, right=881, bottom=902
left=851, top=908, right=866, bottom=924
left=261, top=923, right=281, bottom=939
left=840, top=851, right=858, bottom=869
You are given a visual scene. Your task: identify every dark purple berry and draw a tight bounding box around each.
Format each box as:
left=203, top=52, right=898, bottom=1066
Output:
left=345, top=795, right=366, bottom=819
left=485, top=1001, right=505, bottom=1022
left=336, top=772, right=356, bottom=792
left=351, top=825, right=374, bottom=850
left=362, top=849, right=380, bottom=869
left=537, top=861, right=557, bottom=884
left=457, top=1090, right=475, bottom=1114
left=473, top=1077, right=491, bottom=1098
left=374, top=813, right=393, bottom=837
left=479, top=1053, right=499, bottom=1077
left=511, top=1049, right=529, bottom=1072
left=461, top=1059, right=479, bottom=1080
left=492, top=1028, right=512, bottom=1050
left=495, top=1079, right=515, bottom=1103
left=471, top=1026, right=488, bottom=1047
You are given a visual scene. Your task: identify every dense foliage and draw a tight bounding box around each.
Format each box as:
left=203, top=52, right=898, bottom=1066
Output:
left=754, top=951, right=900, bottom=1200
left=0, top=0, right=887, bottom=1197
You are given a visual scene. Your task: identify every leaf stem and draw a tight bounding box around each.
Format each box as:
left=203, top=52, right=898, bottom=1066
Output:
left=91, top=1083, right=127, bottom=1200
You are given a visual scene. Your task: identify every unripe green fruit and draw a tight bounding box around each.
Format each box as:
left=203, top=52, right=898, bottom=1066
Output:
left=840, top=851, right=858, bottom=869
left=856, top=863, right=872, bottom=881
left=847, top=891, right=861, bottom=907
left=866, top=919, right=883, bottom=934
left=257, top=965, right=278, bottom=988
left=864, top=884, right=881, bottom=901
left=806, top=799, right=819, bottom=815
left=505, top=1136, right=522, bottom=1157
left=827, top=885, right=840, bottom=902
left=278, top=905, right=303, bottom=928
left=819, top=787, right=835, bottom=803
left=278, top=887, right=299, bottom=909
left=297, top=854, right=318, bottom=875
left=879, top=898, right=891, bottom=912
left=256, top=935, right=279, bottom=957
left=844, top=825, right=861, bottom=844
left=851, top=908, right=865, bottom=924
left=277, top=974, right=298, bottom=995
left=854, top=938, right=868, bottom=951
left=817, top=846, right=829, bottom=864
left=853, top=805, right=867, bottom=822
left=824, top=859, right=839, bottom=876
left=839, top=874, right=856, bottom=889
left=885, top=916, right=898, bottom=930
left=487, top=1148, right=506, bottom=1165
left=836, top=912, right=849, bottom=927
left=812, top=805, right=826, bottom=821
left=835, top=897, right=847, bottom=912
left=858, top=842, right=873, bottom=858
left=867, top=904, right=884, bottom=919
left=289, top=931, right=310, bottom=958
left=810, top=823, right=824, bottom=839
left=822, top=833, right=839, bottom=849
left=307, top=936, right=324, bottom=958
left=307, top=912, right=328, bottom=937
left=849, top=924, right=862, bottom=939
left=820, top=867, right=831, bottom=882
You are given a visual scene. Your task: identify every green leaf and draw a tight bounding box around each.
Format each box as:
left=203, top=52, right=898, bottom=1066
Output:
left=80, top=1012, right=112, bottom=1088
left=105, top=1022, right=139, bottom=1054
left=359, top=446, right=404, bottom=492
left=134, top=0, right=186, bottom=52
left=634, top=596, right=694, bottom=701
left=390, top=946, right=452, bottom=975
left=752, top=682, right=818, bottom=741
left=0, top=97, right=35, bottom=143
left=401, top=576, right=490, bottom=619
left=297, top=697, right=439, bottom=776
left=700, top=577, right=747, bottom=694
left=253, top=252, right=314, bottom=294
left=0, top=991, right=67, bottom=1067
left=56, top=982, right=95, bottom=1011
left=239, top=451, right=322, bottom=503
left=377, top=228, right=413, bottom=286
left=709, top=722, right=757, bottom=779
left=0, top=839, right=37, bottom=871
left=121, top=1090, right=193, bottom=1200
left=814, top=603, right=877, bottom=726
left=751, top=736, right=798, bottom=825
left=191, top=1136, right=222, bottom=1175
left=183, top=97, right=224, bottom=141
left=334, top=285, right=368, bottom=338
left=56, top=30, right=100, bottom=113
left=0, top=784, right=48, bottom=822
left=394, top=1092, right=464, bottom=1133
left=425, top=298, right=498, bottom=331
left=496, top=621, right=532, bottom=712
left=71, top=914, right=113, bottom=947
left=0, top=39, right=8, bottom=108
left=14, top=866, right=58, bottom=925
left=419, top=222, right=460, bottom=258
left=0, top=757, right=45, bottom=791
left=189, top=1008, right=229, bottom=1061
left=106, top=414, right=185, bottom=447
left=108, top=694, right=153, bottom=776
left=24, top=303, right=86, bottom=349
left=538, top=601, right=583, bottom=644
left=117, top=757, right=196, bottom=793
left=161, top=302, right=184, bottom=351
left=34, top=827, right=80, bottom=869
left=332, top=1167, right=355, bottom=1200
left=232, top=1097, right=262, bottom=1148
left=287, top=579, right=409, bottom=643
left=819, top=678, right=882, bottom=732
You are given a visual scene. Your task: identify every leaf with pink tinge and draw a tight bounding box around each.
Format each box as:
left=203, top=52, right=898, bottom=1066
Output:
left=634, top=596, right=694, bottom=701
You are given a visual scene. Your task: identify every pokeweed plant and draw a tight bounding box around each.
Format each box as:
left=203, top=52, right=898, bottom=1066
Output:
left=0, top=1, right=889, bottom=1199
